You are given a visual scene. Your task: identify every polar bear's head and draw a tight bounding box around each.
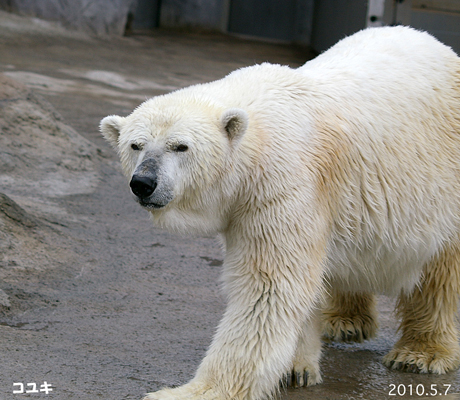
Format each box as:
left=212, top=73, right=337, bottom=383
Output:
left=100, top=95, right=249, bottom=234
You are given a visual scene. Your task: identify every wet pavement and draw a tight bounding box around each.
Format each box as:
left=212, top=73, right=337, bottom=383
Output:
left=0, top=10, right=459, bottom=400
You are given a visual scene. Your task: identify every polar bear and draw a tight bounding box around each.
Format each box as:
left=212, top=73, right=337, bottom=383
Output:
left=101, top=26, right=460, bottom=400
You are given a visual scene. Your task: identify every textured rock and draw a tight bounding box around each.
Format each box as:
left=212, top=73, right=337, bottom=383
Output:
left=0, top=74, right=99, bottom=282
left=0, top=0, right=137, bottom=35
left=0, top=74, right=98, bottom=199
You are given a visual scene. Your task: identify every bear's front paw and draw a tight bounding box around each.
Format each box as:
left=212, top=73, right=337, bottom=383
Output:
left=322, top=313, right=377, bottom=343
left=383, top=341, right=460, bottom=374
left=143, top=381, right=224, bottom=400
left=282, top=361, right=322, bottom=388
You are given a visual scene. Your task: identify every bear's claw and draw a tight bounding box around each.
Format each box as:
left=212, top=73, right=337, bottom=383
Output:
left=322, top=314, right=377, bottom=343
left=281, top=369, right=318, bottom=388
left=383, top=341, right=460, bottom=374
left=387, top=360, right=418, bottom=373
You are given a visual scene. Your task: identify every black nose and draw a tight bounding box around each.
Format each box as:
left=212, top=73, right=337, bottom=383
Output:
left=130, top=175, right=157, bottom=198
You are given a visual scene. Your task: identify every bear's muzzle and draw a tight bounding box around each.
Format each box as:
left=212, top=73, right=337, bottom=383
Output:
left=130, top=158, right=172, bottom=209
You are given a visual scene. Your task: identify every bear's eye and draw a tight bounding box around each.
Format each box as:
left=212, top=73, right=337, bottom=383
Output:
left=174, top=144, right=189, bottom=152
left=131, top=143, right=141, bottom=151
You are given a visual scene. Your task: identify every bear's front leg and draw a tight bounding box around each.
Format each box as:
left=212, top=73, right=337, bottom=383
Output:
left=285, top=308, right=323, bottom=388
left=143, top=381, right=219, bottom=400
left=144, top=260, right=324, bottom=400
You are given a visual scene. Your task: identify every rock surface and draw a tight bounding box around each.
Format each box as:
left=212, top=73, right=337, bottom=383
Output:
left=0, top=0, right=136, bottom=36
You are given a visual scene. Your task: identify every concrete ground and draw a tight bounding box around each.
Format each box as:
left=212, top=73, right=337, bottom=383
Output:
left=0, top=10, right=459, bottom=400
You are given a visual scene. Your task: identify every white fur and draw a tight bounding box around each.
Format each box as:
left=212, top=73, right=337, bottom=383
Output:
left=100, top=26, right=460, bottom=400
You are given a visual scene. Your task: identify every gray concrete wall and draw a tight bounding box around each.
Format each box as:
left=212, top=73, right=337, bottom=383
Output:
left=311, top=0, right=368, bottom=53
left=411, top=8, right=460, bottom=55
left=0, top=0, right=314, bottom=43
left=160, top=0, right=313, bottom=44
left=228, top=0, right=313, bottom=45
left=160, top=0, right=227, bottom=31
left=293, top=0, right=315, bottom=45
left=0, top=0, right=137, bottom=36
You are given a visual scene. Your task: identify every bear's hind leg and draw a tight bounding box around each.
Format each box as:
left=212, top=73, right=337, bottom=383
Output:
left=383, top=242, right=460, bottom=374
left=322, top=290, right=378, bottom=343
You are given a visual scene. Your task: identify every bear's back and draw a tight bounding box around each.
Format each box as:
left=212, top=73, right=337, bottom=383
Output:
left=293, top=27, right=460, bottom=294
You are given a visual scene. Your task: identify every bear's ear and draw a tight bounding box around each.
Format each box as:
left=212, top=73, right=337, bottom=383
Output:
left=221, top=108, right=248, bottom=141
left=100, top=115, right=125, bottom=149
